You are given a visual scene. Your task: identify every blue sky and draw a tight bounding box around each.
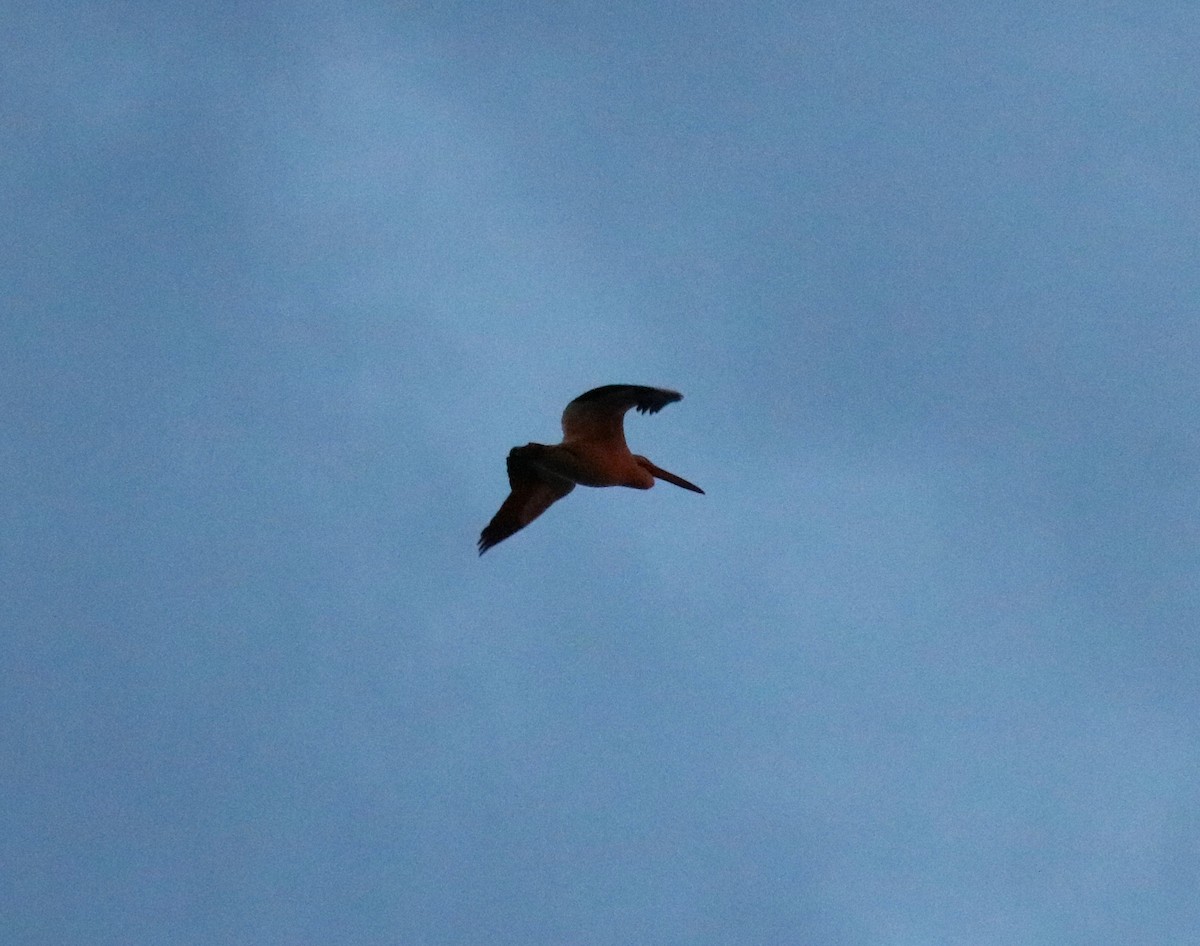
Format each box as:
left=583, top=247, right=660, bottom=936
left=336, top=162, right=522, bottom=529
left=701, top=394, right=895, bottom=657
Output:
left=4, top=2, right=1198, bottom=944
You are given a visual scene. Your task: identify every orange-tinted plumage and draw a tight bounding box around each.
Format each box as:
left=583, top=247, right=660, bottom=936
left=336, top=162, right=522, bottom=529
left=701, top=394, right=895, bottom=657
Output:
left=478, top=385, right=703, bottom=554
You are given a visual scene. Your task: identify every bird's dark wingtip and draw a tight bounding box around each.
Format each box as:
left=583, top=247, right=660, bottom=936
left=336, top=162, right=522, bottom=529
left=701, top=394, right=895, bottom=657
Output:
left=637, top=388, right=683, bottom=415
left=570, top=384, right=683, bottom=415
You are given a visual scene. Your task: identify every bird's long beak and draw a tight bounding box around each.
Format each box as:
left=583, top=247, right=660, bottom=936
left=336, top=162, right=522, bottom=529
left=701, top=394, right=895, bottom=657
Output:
left=644, top=460, right=705, bottom=494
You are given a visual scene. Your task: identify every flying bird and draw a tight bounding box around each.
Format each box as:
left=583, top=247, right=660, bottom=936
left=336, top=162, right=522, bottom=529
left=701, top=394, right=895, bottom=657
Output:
left=478, top=384, right=704, bottom=554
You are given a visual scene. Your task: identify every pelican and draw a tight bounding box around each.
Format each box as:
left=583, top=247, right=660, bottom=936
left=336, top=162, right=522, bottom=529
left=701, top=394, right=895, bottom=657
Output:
left=478, top=384, right=704, bottom=554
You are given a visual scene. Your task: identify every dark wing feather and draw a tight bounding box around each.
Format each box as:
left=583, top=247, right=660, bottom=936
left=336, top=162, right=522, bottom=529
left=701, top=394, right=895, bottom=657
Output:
left=478, top=446, right=576, bottom=554
left=560, top=384, right=683, bottom=443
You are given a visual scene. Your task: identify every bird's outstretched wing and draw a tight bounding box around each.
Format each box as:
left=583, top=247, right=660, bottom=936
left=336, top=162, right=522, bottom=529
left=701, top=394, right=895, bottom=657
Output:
left=478, top=446, right=576, bottom=554
left=560, top=384, right=683, bottom=444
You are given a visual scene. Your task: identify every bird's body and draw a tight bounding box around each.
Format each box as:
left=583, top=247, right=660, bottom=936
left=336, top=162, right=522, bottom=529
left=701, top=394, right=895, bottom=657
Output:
left=478, top=384, right=704, bottom=553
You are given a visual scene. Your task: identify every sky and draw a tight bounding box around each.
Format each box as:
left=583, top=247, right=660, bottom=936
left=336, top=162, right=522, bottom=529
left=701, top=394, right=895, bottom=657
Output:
left=3, top=1, right=1199, bottom=944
